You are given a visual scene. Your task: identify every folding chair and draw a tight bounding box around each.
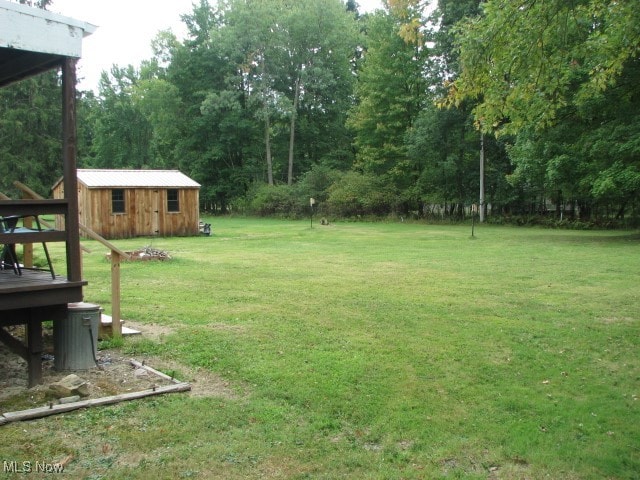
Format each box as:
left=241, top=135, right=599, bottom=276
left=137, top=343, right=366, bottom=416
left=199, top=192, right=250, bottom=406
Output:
left=0, top=215, right=55, bottom=279
left=0, top=218, right=21, bottom=274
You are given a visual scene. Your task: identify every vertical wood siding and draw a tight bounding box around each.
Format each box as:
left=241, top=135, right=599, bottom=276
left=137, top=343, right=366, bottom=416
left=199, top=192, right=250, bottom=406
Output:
left=54, top=182, right=200, bottom=239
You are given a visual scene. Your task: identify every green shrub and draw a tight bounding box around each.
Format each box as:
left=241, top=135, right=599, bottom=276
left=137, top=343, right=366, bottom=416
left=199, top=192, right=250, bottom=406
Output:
left=248, top=184, right=304, bottom=217
left=326, top=171, right=396, bottom=217
left=295, top=165, right=342, bottom=204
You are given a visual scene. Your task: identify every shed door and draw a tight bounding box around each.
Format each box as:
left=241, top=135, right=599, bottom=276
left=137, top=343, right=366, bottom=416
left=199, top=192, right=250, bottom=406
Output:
left=152, top=189, right=160, bottom=235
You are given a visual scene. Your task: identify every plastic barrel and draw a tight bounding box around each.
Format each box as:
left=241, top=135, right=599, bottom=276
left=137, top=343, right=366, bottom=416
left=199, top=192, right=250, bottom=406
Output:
left=54, top=302, right=100, bottom=370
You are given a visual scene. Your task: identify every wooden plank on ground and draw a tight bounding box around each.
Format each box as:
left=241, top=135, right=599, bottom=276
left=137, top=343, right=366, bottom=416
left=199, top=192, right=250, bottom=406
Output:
left=0, top=382, right=191, bottom=424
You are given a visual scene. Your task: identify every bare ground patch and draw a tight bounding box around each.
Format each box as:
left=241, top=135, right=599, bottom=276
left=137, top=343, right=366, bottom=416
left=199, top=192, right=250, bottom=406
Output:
left=0, top=324, right=242, bottom=417
left=599, top=316, right=637, bottom=325
left=119, top=320, right=176, bottom=342
left=135, top=355, right=241, bottom=399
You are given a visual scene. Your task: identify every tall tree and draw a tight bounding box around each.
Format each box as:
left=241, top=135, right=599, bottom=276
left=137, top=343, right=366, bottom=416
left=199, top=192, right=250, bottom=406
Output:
left=221, top=0, right=290, bottom=186
left=407, top=0, right=485, bottom=215
left=449, top=0, right=640, bottom=220
left=448, top=0, right=640, bottom=135
left=218, top=0, right=358, bottom=185
left=347, top=9, right=427, bottom=189
left=281, top=0, right=358, bottom=184
left=0, top=72, right=62, bottom=197
left=18, top=0, right=52, bottom=7
left=507, top=59, right=640, bottom=219
left=134, top=54, right=183, bottom=169
left=90, top=66, right=152, bottom=169
left=169, top=0, right=258, bottom=209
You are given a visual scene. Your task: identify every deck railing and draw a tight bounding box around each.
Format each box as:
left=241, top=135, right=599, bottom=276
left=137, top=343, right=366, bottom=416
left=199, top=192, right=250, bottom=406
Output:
left=11, top=181, right=130, bottom=337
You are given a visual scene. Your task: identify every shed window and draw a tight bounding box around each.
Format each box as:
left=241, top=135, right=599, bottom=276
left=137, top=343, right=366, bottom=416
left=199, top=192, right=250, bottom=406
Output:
left=112, top=189, right=125, bottom=214
left=167, top=189, right=180, bottom=212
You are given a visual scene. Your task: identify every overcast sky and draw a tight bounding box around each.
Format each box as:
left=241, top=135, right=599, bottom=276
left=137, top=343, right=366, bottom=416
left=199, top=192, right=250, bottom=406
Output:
left=50, top=0, right=384, bottom=92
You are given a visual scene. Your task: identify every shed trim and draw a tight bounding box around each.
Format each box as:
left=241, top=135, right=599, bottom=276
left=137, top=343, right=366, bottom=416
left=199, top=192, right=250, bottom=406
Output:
left=53, top=169, right=201, bottom=190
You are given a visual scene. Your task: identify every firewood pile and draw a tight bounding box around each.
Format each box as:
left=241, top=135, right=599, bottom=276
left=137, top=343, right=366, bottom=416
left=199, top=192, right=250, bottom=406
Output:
left=128, top=246, right=171, bottom=261
left=106, top=246, right=171, bottom=261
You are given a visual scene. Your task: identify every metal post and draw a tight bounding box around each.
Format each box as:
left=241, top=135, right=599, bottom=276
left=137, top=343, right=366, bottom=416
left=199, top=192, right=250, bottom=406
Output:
left=479, top=132, right=485, bottom=223
left=310, top=198, right=315, bottom=229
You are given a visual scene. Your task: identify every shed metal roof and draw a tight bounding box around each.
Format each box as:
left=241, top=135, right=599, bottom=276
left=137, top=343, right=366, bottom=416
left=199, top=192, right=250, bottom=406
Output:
left=77, top=169, right=201, bottom=189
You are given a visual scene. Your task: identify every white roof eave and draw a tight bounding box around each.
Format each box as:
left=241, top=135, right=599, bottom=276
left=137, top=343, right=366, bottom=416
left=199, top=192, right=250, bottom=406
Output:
left=0, top=0, right=96, bottom=58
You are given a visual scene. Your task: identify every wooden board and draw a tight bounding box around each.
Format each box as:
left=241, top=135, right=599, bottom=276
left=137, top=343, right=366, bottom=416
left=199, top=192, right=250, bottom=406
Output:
left=99, top=314, right=140, bottom=337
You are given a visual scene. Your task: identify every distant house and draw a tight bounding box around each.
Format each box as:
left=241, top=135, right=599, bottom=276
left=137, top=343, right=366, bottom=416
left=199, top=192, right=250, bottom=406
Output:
left=52, top=169, right=201, bottom=239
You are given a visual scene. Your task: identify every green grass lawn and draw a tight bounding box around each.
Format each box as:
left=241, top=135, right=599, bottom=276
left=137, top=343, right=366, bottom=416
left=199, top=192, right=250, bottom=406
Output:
left=2, top=218, right=639, bottom=479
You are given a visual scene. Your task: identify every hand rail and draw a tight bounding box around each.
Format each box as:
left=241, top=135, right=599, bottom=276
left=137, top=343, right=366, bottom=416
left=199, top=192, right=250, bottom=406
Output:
left=13, top=181, right=129, bottom=337
left=0, top=199, right=68, bottom=216
left=78, top=224, right=130, bottom=260
left=12, top=181, right=130, bottom=261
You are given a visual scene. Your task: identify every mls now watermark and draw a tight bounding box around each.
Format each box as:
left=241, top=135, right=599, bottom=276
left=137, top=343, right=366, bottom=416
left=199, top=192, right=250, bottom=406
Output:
left=4, top=460, right=64, bottom=474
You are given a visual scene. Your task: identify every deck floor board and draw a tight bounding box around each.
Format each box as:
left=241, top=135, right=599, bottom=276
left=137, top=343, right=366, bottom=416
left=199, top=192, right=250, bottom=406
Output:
left=0, top=269, right=86, bottom=314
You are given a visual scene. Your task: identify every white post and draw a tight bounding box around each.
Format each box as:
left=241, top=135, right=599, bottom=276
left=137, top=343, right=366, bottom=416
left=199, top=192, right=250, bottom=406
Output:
left=479, top=132, right=485, bottom=223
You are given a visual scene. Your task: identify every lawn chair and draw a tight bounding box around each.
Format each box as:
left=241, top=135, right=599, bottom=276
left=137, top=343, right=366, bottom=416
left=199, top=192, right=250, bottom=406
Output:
left=0, top=218, right=21, bottom=274
left=199, top=222, right=212, bottom=236
left=0, top=214, right=55, bottom=278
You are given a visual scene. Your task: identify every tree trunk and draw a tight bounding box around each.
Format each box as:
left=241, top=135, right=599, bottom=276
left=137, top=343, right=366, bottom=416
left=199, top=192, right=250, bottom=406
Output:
left=287, top=75, right=301, bottom=186
left=259, top=56, right=274, bottom=186
left=479, top=132, right=485, bottom=222
left=265, top=112, right=273, bottom=186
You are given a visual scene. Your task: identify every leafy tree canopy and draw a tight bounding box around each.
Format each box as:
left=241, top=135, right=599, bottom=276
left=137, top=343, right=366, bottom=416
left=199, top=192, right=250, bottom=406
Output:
left=448, top=0, right=640, bottom=135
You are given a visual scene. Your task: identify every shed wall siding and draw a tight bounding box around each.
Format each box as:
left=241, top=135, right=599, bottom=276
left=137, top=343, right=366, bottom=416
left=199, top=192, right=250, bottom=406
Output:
left=54, top=177, right=200, bottom=239
left=84, top=187, right=199, bottom=239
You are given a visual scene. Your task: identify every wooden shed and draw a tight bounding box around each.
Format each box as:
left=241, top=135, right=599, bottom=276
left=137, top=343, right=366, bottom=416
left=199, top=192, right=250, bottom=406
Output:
left=52, top=169, right=201, bottom=239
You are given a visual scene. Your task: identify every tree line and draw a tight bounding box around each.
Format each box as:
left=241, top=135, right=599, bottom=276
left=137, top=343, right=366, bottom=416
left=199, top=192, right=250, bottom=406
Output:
left=1, top=0, right=638, bottom=226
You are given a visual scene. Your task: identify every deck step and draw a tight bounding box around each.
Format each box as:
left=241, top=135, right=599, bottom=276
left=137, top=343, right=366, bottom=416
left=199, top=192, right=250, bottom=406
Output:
left=99, top=314, right=141, bottom=337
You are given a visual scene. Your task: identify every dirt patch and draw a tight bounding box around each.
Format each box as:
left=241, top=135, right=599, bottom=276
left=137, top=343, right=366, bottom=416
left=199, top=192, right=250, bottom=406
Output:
left=599, top=316, right=636, bottom=325
left=121, top=320, right=241, bottom=398
left=206, top=322, right=248, bottom=334
left=122, top=320, right=176, bottom=342
left=0, top=324, right=240, bottom=416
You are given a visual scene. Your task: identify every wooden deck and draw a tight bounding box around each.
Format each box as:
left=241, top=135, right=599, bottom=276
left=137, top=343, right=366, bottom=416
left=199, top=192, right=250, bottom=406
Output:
left=0, top=269, right=86, bottom=316
left=1, top=206, right=85, bottom=386
left=0, top=270, right=86, bottom=387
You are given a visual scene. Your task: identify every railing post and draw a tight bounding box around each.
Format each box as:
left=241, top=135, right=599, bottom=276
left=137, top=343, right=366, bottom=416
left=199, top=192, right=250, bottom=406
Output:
left=62, top=57, right=82, bottom=283
left=21, top=190, right=33, bottom=268
left=111, top=250, right=122, bottom=337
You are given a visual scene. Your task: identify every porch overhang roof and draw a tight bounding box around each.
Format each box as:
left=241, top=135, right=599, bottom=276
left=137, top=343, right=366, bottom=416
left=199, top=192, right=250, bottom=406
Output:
left=0, top=0, right=96, bottom=87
